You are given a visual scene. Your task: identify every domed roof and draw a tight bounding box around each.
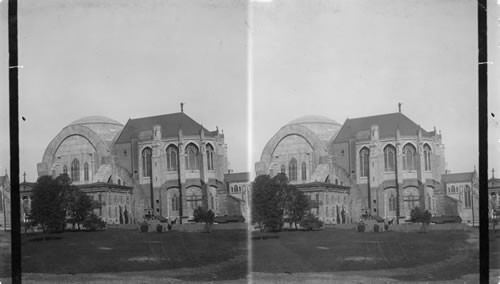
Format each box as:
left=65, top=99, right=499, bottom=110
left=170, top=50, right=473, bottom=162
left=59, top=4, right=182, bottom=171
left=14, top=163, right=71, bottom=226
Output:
left=287, top=115, right=340, bottom=126
left=70, top=116, right=123, bottom=126
left=286, top=115, right=342, bottom=143
left=66, top=116, right=124, bottom=146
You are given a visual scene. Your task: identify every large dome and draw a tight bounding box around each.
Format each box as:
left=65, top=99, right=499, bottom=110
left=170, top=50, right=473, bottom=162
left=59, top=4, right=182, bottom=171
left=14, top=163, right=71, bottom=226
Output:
left=66, top=116, right=124, bottom=146
left=287, top=115, right=342, bottom=143
left=70, top=116, right=123, bottom=126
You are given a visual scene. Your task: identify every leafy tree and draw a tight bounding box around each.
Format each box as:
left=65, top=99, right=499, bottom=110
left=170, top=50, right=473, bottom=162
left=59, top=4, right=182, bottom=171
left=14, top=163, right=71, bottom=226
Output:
left=82, top=213, right=106, bottom=231
left=30, top=175, right=71, bottom=233
left=252, top=174, right=288, bottom=231
left=410, top=206, right=432, bottom=232
left=285, top=187, right=310, bottom=229
left=67, top=188, right=93, bottom=230
left=299, top=213, right=323, bottom=231
left=193, top=206, right=216, bottom=232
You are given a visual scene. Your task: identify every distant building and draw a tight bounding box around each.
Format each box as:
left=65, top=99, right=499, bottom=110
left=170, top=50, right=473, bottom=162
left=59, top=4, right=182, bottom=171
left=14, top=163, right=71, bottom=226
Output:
left=0, top=173, right=10, bottom=229
left=224, top=172, right=251, bottom=221
left=441, top=170, right=479, bottom=225
left=489, top=169, right=500, bottom=215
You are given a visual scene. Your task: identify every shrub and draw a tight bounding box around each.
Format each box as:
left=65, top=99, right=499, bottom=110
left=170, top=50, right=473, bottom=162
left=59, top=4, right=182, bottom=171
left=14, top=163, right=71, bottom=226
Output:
left=167, top=223, right=172, bottom=231
left=156, top=224, right=163, bottom=233
left=373, top=224, right=380, bottom=232
left=384, top=223, right=389, bottom=231
left=140, top=222, right=149, bottom=233
left=299, top=214, right=323, bottom=231
left=357, top=222, right=365, bottom=232
left=82, top=214, right=106, bottom=231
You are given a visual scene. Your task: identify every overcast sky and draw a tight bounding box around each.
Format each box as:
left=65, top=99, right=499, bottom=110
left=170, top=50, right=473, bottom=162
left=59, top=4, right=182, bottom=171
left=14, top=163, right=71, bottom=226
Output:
left=0, top=0, right=498, bottom=182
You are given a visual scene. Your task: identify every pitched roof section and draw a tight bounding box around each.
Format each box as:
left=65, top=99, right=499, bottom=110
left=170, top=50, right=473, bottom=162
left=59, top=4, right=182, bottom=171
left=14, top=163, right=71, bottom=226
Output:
left=333, top=112, right=433, bottom=143
left=224, top=172, right=250, bottom=183
left=441, top=172, right=474, bottom=183
left=115, top=112, right=214, bottom=144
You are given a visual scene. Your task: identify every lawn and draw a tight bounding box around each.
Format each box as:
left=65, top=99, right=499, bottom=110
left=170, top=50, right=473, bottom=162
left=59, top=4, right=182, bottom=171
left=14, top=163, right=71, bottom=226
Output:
left=252, top=228, right=479, bottom=281
left=0, top=232, right=10, bottom=278
left=21, top=228, right=248, bottom=281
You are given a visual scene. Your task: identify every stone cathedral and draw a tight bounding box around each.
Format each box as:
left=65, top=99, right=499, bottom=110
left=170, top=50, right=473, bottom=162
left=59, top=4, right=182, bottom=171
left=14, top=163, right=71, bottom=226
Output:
left=256, top=110, right=448, bottom=224
left=36, top=108, right=231, bottom=224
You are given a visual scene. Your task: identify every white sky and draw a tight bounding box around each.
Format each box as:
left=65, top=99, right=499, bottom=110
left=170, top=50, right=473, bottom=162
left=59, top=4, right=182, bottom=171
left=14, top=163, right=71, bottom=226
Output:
left=0, top=0, right=498, bottom=182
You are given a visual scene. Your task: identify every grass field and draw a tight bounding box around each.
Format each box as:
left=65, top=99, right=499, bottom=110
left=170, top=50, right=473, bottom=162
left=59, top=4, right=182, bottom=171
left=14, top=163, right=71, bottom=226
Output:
left=252, top=228, right=479, bottom=281
left=13, top=227, right=482, bottom=282
left=21, top=228, right=248, bottom=281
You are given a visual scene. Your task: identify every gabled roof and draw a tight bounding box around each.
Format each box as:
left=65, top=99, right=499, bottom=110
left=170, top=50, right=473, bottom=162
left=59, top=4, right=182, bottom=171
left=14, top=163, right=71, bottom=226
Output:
left=115, top=112, right=215, bottom=144
left=224, top=172, right=250, bottom=183
left=441, top=172, right=474, bottom=183
left=333, top=112, right=433, bottom=143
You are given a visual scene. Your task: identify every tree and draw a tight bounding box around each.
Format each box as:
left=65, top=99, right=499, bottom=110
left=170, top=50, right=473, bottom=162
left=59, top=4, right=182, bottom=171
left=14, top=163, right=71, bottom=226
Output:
left=285, top=187, right=310, bottom=229
left=30, top=175, right=71, bottom=233
left=252, top=174, right=288, bottom=231
left=82, top=213, right=106, bottom=231
left=410, top=206, right=432, bottom=232
left=193, top=206, right=215, bottom=232
left=299, top=213, right=323, bottom=231
left=67, top=188, right=93, bottom=230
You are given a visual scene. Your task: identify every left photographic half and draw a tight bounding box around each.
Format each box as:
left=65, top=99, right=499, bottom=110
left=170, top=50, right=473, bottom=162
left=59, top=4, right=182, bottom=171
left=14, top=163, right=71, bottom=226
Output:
left=16, top=1, right=249, bottom=283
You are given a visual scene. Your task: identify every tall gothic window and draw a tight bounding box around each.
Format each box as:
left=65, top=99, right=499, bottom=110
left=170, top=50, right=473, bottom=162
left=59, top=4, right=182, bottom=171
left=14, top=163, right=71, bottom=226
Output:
left=389, top=193, right=396, bottom=211
left=281, top=164, right=285, bottom=174
left=464, top=185, right=472, bottom=208
left=166, top=145, right=178, bottom=172
left=71, top=159, right=80, bottom=182
left=424, top=144, right=432, bottom=171
left=206, top=144, right=215, bottom=171
left=402, top=144, right=416, bottom=171
left=185, top=143, right=199, bottom=170
left=360, top=147, right=369, bottom=177
left=451, top=185, right=456, bottom=193
left=171, top=193, right=179, bottom=211
left=289, top=158, right=297, bottom=181
left=142, top=147, right=152, bottom=177
left=301, top=162, right=307, bottom=181
left=84, top=162, right=89, bottom=181
left=63, top=165, right=68, bottom=175
left=384, top=145, right=396, bottom=172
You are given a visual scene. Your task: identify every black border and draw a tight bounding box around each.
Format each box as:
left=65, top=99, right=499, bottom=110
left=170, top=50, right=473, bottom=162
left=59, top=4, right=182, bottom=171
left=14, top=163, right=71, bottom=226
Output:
left=8, top=0, right=21, bottom=283
left=478, top=0, right=489, bottom=283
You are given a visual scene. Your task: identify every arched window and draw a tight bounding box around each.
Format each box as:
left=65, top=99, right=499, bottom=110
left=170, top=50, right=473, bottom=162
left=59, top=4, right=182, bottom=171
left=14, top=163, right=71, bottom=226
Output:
left=84, top=162, right=89, bottom=181
left=402, top=144, right=416, bottom=171
left=301, top=162, right=307, bottom=181
left=389, top=193, right=396, bottom=211
left=63, top=165, right=68, bottom=175
left=281, top=164, right=285, bottom=174
left=206, top=144, right=215, bottom=171
left=186, top=187, right=203, bottom=213
left=185, top=144, right=199, bottom=170
left=71, top=159, right=80, bottom=182
left=142, top=148, right=152, bottom=177
left=335, top=179, right=338, bottom=185
left=384, top=145, right=396, bottom=172
left=166, top=145, right=178, bottom=172
left=289, top=158, right=297, bottom=181
left=210, top=194, right=215, bottom=209
left=464, top=185, right=472, bottom=208
left=360, top=147, right=369, bottom=177
left=171, top=194, right=179, bottom=211
left=451, top=185, right=456, bottom=193
left=424, top=144, right=432, bottom=171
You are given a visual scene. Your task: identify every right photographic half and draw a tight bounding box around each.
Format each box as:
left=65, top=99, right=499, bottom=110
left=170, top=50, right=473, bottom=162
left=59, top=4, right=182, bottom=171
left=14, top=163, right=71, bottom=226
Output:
left=249, top=0, right=481, bottom=282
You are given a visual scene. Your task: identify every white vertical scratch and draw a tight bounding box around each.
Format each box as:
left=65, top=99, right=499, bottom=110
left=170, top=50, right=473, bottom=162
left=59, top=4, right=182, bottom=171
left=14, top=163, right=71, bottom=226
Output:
left=247, top=1, right=254, bottom=283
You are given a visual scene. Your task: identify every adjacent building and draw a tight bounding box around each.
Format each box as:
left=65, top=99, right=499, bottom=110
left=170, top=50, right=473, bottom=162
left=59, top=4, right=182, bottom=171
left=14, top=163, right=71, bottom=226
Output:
left=0, top=173, right=10, bottom=229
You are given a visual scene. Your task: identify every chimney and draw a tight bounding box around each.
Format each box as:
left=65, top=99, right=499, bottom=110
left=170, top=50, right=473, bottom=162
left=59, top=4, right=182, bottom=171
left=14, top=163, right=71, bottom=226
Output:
left=493, top=168, right=495, bottom=179
left=398, top=102, right=402, bottom=113
left=180, top=102, right=184, bottom=113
